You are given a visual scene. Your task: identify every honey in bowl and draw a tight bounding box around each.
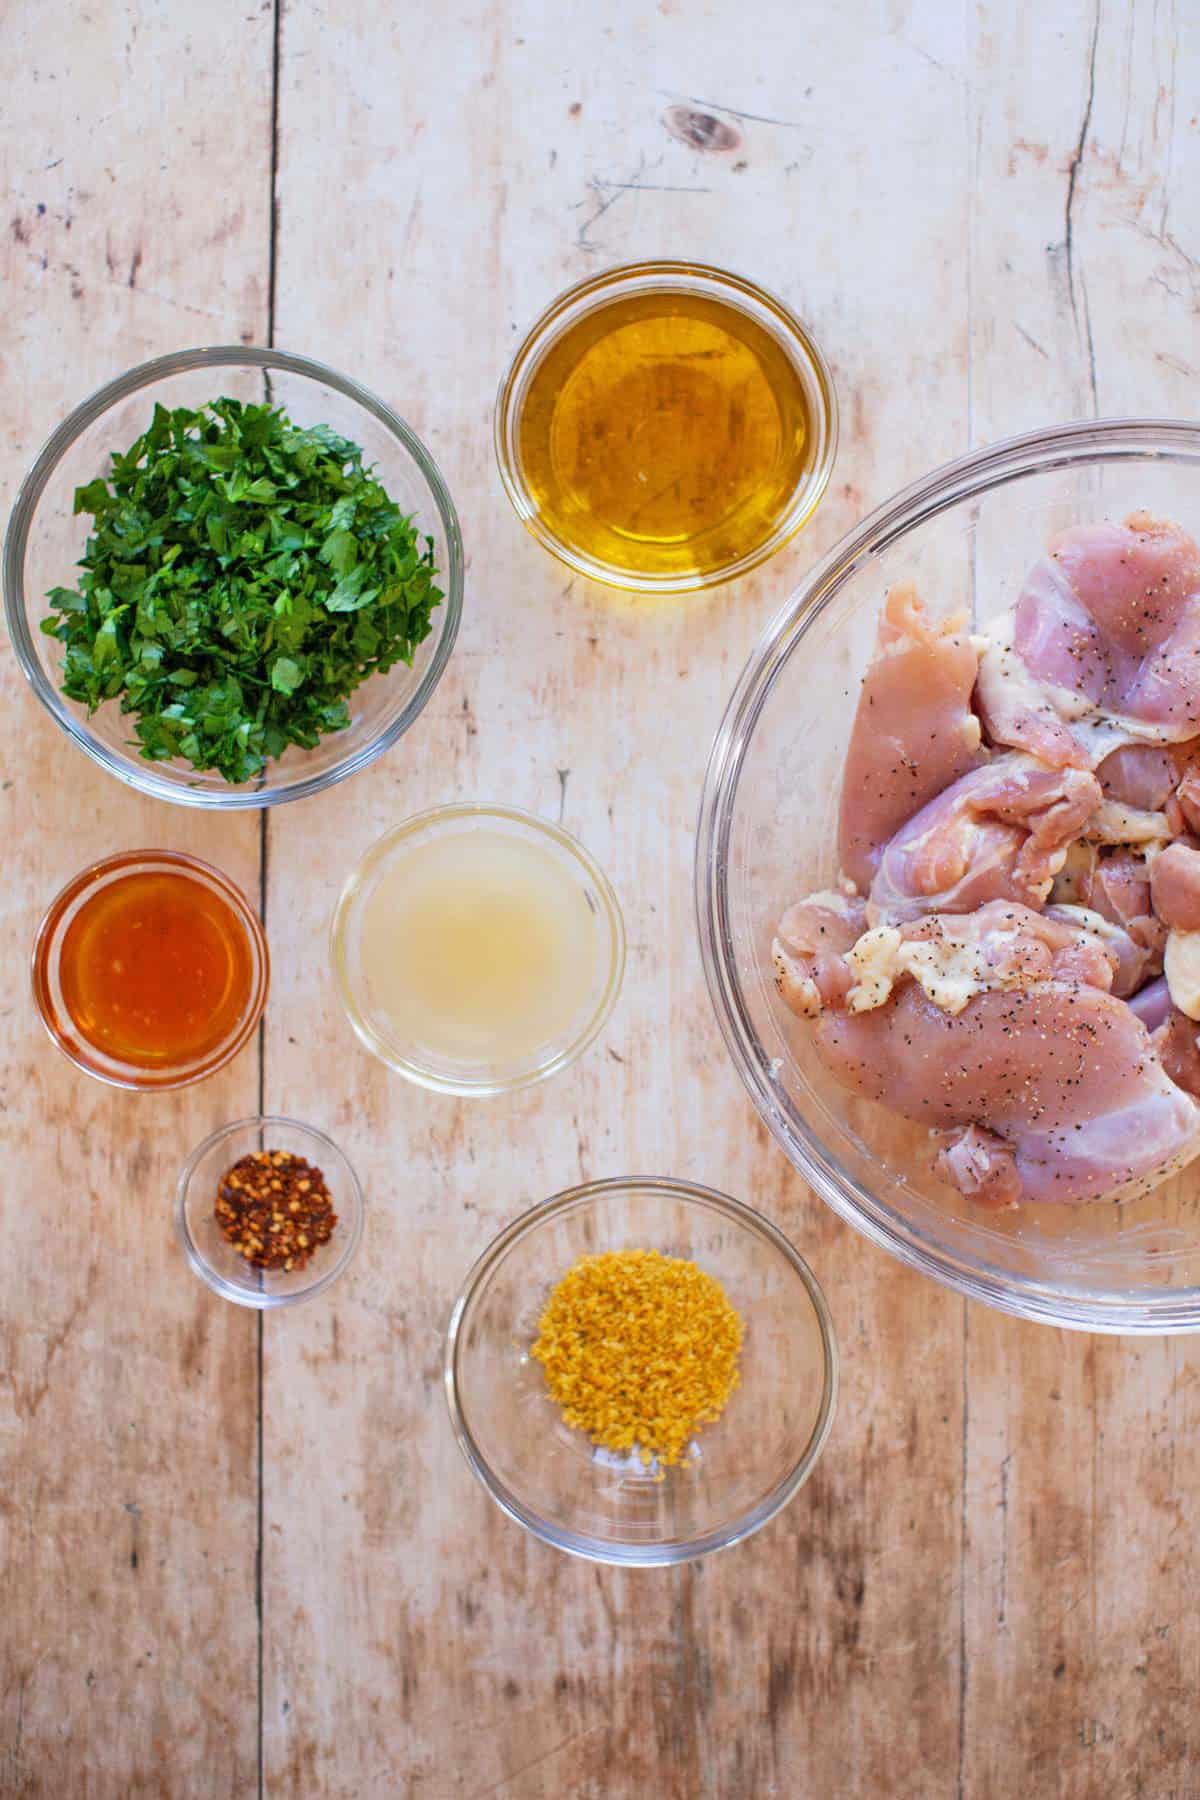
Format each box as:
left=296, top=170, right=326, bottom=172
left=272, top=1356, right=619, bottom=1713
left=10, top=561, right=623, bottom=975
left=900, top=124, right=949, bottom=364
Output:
left=32, top=851, right=268, bottom=1089
left=501, top=265, right=836, bottom=590
left=59, top=871, right=254, bottom=1067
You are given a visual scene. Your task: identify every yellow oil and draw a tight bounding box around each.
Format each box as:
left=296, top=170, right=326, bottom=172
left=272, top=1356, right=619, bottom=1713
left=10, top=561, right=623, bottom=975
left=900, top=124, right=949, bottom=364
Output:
left=516, top=290, right=815, bottom=582
left=358, top=827, right=601, bottom=1065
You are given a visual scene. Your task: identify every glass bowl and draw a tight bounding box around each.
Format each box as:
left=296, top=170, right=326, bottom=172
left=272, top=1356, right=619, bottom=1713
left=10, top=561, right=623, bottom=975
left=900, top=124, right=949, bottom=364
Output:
left=32, top=849, right=268, bottom=1090
left=697, top=418, right=1200, bottom=1335
left=330, top=802, right=626, bottom=1096
left=3, top=347, right=463, bottom=808
left=175, top=1116, right=364, bottom=1308
left=444, top=1177, right=837, bottom=1565
left=495, top=261, right=837, bottom=594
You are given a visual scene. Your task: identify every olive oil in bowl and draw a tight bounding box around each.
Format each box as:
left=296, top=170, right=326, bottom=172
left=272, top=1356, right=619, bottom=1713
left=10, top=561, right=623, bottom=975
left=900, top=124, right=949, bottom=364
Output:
left=496, top=263, right=837, bottom=592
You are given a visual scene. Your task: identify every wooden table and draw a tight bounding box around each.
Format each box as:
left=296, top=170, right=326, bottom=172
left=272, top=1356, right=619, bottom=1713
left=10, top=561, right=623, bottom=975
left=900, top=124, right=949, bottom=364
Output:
left=3, top=4, right=1198, bottom=1794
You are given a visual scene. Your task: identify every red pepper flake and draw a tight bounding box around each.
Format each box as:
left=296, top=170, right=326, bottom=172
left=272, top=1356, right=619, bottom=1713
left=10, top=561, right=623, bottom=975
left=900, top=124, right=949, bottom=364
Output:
left=213, top=1150, right=337, bottom=1271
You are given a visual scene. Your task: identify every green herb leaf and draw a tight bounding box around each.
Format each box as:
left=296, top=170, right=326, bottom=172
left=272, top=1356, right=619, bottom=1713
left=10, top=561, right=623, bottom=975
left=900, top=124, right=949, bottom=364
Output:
left=270, top=656, right=303, bottom=695
left=73, top=478, right=113, bottom=516
left=319, top=526, right=358, bottom=577
left=40, top=397, right=442, bottom=783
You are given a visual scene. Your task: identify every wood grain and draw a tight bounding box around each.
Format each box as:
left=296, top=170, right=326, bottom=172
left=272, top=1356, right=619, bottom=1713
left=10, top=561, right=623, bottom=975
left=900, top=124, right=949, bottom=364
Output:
left=263, top=3, right=970, bottom=1794
left=0, top=3, right=271, bottom=1794
left=2, top=1, right=1198, bottom=1795
left=964, top=7, right=1200, bottom=1796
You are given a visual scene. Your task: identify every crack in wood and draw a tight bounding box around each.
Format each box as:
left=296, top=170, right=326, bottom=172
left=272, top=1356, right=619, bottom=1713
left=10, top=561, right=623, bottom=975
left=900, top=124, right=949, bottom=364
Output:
left=257, top=12, right=283, bottom=1795
left=1063, top=0, right=1101, bottom=411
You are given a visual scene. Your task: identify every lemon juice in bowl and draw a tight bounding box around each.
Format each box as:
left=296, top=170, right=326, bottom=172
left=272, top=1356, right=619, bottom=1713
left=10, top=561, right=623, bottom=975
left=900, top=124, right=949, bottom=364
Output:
left=331, top=804, right=625, bottom=1095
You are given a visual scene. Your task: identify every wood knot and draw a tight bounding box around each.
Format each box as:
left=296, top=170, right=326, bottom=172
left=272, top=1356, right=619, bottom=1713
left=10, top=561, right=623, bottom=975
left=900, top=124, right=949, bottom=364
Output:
left=663, top=106, right=741, bottom=153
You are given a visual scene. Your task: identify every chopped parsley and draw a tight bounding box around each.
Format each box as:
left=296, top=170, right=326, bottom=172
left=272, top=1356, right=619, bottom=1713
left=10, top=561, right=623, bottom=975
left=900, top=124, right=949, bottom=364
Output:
left=40, top=397, right=442, bottom=783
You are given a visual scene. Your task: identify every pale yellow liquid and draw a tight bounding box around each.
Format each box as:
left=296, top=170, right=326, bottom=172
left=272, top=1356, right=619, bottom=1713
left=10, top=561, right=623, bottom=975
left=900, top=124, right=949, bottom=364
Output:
left=357, top=828, right=602, bottom=1066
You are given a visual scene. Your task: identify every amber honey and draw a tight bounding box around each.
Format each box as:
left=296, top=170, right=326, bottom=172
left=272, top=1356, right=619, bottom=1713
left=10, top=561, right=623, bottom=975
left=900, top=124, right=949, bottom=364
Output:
left=33, top=852, right=268, bottom=1087
left=510, top=279, right=827, bottom=586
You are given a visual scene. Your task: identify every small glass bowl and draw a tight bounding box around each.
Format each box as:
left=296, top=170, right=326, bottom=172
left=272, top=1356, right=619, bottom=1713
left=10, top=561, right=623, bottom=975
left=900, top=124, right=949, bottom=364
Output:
left=31, top=849, right=269, bottom=1091
left=4, top=347, right=463, bottom=808
left=495, top=260, right=838, bottom=594
left=175, top=1116, right=365, bottom=1308
left=444, top=1177, right=837, bottom=1565
left=330, top=803, right=626, bottom=1096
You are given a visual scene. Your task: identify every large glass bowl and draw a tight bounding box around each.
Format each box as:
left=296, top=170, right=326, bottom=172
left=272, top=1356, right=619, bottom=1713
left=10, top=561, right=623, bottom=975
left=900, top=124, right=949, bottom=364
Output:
left=444, top=1178, right=837, bottom=1565
left=698, top=419, right=1200, bottom=1335
left=3, top=347, right=463, bottom=808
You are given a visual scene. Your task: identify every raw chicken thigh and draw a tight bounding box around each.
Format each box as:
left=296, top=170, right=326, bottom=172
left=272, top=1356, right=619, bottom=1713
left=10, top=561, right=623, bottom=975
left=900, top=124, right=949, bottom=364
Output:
left=977, top=514, right=1200, bottom=768
left=814, top=980, right=1199, bottom=1208
left=868, top=754, right=1100, bottom=925
left=837, top=585, right=985, bottom=892
left=1047, top=843, right=1165, bottom=997
left=775, top=898, right=1116, bottom=1024
left=1096, top=742, right=1183, bottom=811
left=774, top=512, right=1200, bottom=1207
left=774, top=891, right=866, bottom=1016
left=1151, top=841, right=1200, bottom=932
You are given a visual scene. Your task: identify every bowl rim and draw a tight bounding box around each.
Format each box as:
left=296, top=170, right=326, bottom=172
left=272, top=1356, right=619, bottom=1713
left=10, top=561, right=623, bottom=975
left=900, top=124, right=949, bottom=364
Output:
left=174, top=1113, right=366, bottom=1308
left=443, top=1174, right=839, bottom=1565
left=696, top=416, right=1200, bottom=1336
left=3, top=344, right=465, bottom=810
left=493, top=258, right=839, bottom=594
left=31, top=847, right=269, bottom=1091
left=329, top=801, right=627, bottom=1096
